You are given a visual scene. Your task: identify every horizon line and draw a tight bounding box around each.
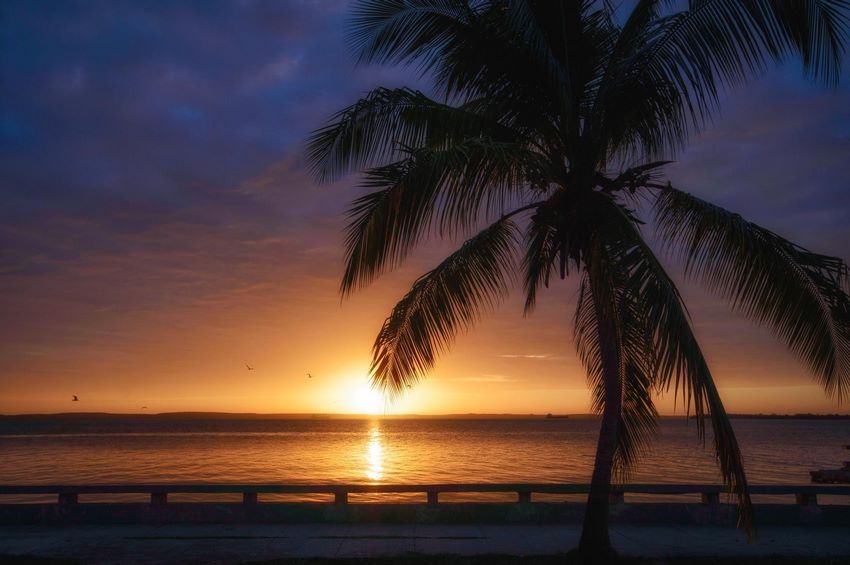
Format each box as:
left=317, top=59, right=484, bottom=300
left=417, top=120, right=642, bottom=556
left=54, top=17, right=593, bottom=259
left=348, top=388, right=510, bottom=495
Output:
left=2, top=411, right=849, bottom=419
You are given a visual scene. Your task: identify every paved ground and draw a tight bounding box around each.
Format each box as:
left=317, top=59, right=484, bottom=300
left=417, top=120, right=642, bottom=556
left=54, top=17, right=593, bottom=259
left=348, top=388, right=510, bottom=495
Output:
left=1, top=523, right=849, bottom=564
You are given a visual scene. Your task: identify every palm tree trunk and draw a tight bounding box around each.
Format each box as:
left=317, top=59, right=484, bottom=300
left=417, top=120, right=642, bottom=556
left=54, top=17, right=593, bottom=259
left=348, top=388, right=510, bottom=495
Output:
left=578, top=286, right=622, bottom=558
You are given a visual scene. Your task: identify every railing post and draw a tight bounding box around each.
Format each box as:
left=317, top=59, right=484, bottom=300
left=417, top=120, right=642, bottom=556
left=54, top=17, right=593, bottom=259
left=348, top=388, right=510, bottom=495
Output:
left=243, top=492, right=257, bottom=505
left=517, top=491, right=531, bottom=504
left=427, top=490, right=439, bottom=506
left=796, top=493, right=817, bottom=506
left=335, top=492, right=348, bottom=505
left=151, top=492, right=168, bottom=506
left=701, top=492, right=720, bottom=506
left=58, top=493, right=78, bottom=505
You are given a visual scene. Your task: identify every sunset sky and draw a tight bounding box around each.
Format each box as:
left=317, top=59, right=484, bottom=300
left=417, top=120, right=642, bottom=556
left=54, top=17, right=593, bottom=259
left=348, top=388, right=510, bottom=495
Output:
left=1, top=1, right=849, bottom=416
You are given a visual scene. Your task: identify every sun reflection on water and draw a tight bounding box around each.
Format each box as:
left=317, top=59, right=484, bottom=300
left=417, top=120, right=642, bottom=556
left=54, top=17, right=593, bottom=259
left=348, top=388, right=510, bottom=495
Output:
left=365, top=421, right=383, bottom=481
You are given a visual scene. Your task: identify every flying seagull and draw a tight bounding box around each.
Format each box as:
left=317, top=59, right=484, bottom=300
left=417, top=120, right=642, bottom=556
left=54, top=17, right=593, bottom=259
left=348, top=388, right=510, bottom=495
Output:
left=307, top=373, right=313, bottom=379
left=72, top=395, right=79, bottom=401
left=246, top=364, right=254, bottom=371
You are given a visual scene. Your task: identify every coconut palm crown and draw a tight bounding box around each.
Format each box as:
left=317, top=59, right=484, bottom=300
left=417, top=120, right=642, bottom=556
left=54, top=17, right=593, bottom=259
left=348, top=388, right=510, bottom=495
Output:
left=307, top=0, right=850, bottom=555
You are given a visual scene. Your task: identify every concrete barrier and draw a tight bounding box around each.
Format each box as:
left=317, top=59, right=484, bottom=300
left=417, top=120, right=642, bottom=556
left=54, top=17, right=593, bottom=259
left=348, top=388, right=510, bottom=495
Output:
left=1, top=483, right=848, bottom=526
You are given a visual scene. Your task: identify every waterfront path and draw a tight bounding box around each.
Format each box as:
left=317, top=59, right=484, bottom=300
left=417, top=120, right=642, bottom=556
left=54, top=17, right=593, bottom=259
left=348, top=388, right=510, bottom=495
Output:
left=2, top=523, right=850, bottom=564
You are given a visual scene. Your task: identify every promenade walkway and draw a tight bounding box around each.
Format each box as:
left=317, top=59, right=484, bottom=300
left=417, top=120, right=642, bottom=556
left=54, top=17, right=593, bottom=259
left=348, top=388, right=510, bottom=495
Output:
left=2, top=522, right=849, bottom=564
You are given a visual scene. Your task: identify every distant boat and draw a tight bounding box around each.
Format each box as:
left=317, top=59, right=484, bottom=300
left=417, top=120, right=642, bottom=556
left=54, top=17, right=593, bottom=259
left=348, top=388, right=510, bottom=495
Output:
left=545, top=413, right=569, bottom=419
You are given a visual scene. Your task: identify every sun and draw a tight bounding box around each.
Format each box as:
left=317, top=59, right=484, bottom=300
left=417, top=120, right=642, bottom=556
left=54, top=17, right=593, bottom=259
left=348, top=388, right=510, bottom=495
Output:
left=350, top=382, right=385, bottom=415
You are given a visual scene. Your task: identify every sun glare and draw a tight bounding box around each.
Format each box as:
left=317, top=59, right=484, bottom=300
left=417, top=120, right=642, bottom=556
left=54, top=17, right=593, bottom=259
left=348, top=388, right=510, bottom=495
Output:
left=350, top=382, right=385, bottom=415
left=365, top=423, right=383, bottom=481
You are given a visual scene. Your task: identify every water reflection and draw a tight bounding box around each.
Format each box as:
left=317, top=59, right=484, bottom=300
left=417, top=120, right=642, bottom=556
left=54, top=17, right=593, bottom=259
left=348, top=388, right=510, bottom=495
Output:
left=365, top=420, right=383, bottom=481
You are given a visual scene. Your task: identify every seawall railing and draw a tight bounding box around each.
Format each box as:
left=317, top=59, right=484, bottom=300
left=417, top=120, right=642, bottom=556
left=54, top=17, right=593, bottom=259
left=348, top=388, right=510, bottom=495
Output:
left=2, top=483, right=848, bottom=506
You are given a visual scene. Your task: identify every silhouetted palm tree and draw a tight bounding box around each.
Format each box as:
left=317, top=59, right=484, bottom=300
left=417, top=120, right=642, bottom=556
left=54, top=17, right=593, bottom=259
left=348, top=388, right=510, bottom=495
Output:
left=308, top=1, right=850, bottom=558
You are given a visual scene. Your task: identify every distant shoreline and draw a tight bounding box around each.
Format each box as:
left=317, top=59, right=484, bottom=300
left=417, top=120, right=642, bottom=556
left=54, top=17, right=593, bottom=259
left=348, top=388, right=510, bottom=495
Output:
left=1, top=411, right=848, bottom=420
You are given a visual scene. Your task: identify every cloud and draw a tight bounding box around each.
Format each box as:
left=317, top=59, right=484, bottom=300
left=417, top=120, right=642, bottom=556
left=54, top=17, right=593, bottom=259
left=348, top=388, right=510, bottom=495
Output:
left=497, top=354, right=561, bottom=360
left=445, top=374, right=519, bottom=383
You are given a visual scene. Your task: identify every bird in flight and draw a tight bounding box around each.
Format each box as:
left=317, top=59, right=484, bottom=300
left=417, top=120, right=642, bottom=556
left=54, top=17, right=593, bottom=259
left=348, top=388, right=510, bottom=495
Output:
left=307, top=373, right=313, bottom=379
left=72, top=395, right=79, bottom=401
left=246, top=364, right=254, bottom=371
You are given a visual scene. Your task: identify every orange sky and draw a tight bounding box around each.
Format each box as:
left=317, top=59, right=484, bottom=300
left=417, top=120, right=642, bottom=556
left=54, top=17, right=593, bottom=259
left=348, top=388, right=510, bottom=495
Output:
left=2, top=216, right=846, bottom=416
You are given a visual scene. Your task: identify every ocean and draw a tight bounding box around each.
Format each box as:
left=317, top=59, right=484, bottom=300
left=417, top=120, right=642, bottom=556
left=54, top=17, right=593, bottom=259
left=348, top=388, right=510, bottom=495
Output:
left=1, top=416, right=847, bottom=504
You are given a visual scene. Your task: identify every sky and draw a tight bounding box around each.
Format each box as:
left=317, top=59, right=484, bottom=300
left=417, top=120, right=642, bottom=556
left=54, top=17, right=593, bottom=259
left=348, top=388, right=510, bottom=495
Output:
left=1, top=1, right=849, bottom=416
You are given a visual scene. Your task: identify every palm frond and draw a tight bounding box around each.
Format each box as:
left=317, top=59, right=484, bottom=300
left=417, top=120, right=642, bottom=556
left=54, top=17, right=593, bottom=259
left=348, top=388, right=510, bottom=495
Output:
left=500, top=1, right=614, bottom=145
left=574, top=271, right=659, bottom=482
left=759, top=0, right=849, bottom=85
left=612, top=285, right=659, bottom=481
left=597, top=199, right=755, bottom=538
left=306, top=87, right=520, bottom=182
left=655, top=186, right=850, bottom=402
left=593, top=0, right=849, bottom=160
left=501, top=0, right=576, bottom=106
left=347, top=1, right=589, bottom=155
left=574, top=276, right=603, bottom=389
left=342, top=139, right=542, bottom=295
left=370, top=216, right=519, bottom=397
left=522, top=206, right=559, bottom=314
left=349, top=0, right=474, bottom=69
left=586, top=1, right=672, bottom=160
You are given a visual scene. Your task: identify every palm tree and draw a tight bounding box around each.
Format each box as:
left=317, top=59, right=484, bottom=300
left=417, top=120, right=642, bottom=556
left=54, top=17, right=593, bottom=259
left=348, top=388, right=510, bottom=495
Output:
left=308, top=0, right=850, bottom=558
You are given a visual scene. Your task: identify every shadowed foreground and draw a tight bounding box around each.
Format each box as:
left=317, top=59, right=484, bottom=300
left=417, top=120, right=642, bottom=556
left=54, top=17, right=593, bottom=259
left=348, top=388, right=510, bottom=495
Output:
left=1, top=523, right=848, bottom=564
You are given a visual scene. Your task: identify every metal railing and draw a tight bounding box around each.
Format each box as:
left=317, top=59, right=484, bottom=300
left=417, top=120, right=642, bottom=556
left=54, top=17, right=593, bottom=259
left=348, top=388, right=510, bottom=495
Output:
left=1, top=483, right=848, bottom=506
